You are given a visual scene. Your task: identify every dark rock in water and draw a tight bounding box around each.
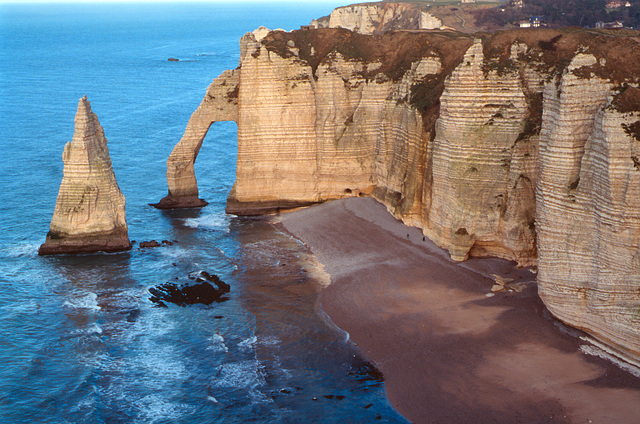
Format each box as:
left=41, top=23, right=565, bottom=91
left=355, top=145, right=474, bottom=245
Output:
left=149, top=274, right=230, bottom=307
left=140, top=240, right=161, bottom=248
left=347, top=357, right=384, bottom=383
left=150, top=196, right=209, bottom=209
left=125, top=309, right=141, bottom=322
left=161, top=240, right=173, bottom=245
left=168, top=57, right=179, bottom=62
left=189, top=271, right=231, bottom=293
left=149, top=282, right=222, bottom=307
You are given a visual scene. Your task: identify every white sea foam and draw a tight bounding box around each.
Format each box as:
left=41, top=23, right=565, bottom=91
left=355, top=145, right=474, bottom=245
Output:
left=214, top=360, right=265, bottom=389
left=1, top=299, right=41, bottom=314
left=207, top=333, right=228, bottom=352
left=258, top=336, right=280, bottom=347
left=140, top=348, right=188, bottom=383
left=157, top=246, right=189, bottom=260
left=182, top=213, right=230, bottom=232
left=85, top=323, right=103, bottom=335
left=580, top=337, right=640, bottom=378
left=249, top=388, right=272, bottom=404
left=317, top=309, right=350, bottom=343
left=135, top=394, right=194, bottom=423
left=3, top=243, right=39, bottom=258
left=238, top=336, right=257, bottom=350
left=63, top=291, right=100, bottom=310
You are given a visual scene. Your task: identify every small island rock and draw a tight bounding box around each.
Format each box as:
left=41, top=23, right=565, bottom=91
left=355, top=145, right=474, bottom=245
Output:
left=38, top=96, right=131, bottom=255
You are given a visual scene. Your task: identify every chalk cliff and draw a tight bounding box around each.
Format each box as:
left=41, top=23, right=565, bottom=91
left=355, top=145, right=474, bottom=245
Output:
left=160, top=28, right=640, bottom=362
left=310, top=2, right=438, bottom=34
left=537, top=64, right=640, bottom=363
left=39, top=96, right=130, bottom=255
left=154, top=69, right=239, bottom=209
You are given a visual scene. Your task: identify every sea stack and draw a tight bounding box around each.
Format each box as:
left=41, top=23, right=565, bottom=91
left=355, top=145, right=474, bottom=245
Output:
left=39, top=96, right=131, bottom=255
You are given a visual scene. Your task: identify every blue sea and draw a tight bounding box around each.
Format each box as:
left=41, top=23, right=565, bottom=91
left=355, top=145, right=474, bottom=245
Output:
left=0, top=2, right=407, bottom=423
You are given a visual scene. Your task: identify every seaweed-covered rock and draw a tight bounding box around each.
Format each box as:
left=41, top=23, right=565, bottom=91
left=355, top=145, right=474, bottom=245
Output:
left=149, top=271, right=230, bottom=307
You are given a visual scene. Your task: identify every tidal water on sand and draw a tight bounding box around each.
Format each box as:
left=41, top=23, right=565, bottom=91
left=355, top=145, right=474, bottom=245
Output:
left=0, top=3, right=406, bottom=422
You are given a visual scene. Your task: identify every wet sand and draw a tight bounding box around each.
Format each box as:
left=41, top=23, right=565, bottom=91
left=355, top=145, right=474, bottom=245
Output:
left=278, top=197, right=640, bottom=424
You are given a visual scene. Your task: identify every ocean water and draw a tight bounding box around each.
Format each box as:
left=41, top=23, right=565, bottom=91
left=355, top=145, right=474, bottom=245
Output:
left=0, top=2, right=407, bottom=423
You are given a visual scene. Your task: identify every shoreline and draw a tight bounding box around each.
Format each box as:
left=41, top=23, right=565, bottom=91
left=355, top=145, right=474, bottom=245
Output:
left=278, top=197, right=640, bottom=424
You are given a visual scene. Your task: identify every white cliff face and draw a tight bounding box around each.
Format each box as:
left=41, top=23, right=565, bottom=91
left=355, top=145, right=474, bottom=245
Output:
left=227, top=34, right=402, bottom=213
left=40, top=96, right=130, bottom=255
left=312, top=53, right=387, bottom=198
left=160, top=28, right=640, bottom=363
left=426, top=39, right=536, bottom=264
left=419, top=12, right=443, bottom=30
left=311, top=2, right=429, bottom=34
left=327, top=4, right=383, bottom=34
left=537, top=56, right=640, bottom=361
left=229, top=35, right=322, bottom=213
left=372, top=56, right=442, bottom=227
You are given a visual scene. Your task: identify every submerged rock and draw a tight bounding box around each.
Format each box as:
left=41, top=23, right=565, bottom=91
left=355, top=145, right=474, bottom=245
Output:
left=139, top=240, right=161, bottom=248
left=39, top=96, right=131, bottom=255
left=138, top=240, right=174, bottom=248
left=149, top=271, right=230, bottom=307
left=192, top=270, right=231, bottom=292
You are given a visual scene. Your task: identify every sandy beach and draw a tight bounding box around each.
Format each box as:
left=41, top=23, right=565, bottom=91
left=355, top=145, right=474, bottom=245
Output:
left=279, top=197, right=640, bottom=424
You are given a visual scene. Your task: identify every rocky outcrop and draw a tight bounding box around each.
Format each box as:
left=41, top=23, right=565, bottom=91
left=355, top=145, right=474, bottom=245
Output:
left=159, top=27, right=640, bottom=363
left=39, top=96, right=130, bottom=255
left=420, top=12, right=443, bottom=30
left=149, top=271, right=230, bottom=308
left=310, top=2, right=442, bottom=34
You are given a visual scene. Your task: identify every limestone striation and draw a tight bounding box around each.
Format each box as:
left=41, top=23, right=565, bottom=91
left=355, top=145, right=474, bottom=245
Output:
left=159, top=27, right=640, bottom=363
left=39, top=96, right=131, bottom=255
left=425, top=39, right=536, bottom=265
left=537, top=66, right=640, bottom=363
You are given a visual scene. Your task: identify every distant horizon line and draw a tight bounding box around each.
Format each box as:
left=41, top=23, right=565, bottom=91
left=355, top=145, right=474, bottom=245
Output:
left=0, top=0, right=371, bottom=4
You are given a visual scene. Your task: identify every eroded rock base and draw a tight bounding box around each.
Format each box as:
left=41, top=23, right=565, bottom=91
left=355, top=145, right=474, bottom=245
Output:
left=151, top=194, right=209, bottom=210
left=39, top=231, right=131, bottom=255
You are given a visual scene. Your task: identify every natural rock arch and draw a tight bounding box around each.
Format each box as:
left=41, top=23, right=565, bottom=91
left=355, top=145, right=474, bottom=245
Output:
left=153, top=69, right=239, bottom=209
